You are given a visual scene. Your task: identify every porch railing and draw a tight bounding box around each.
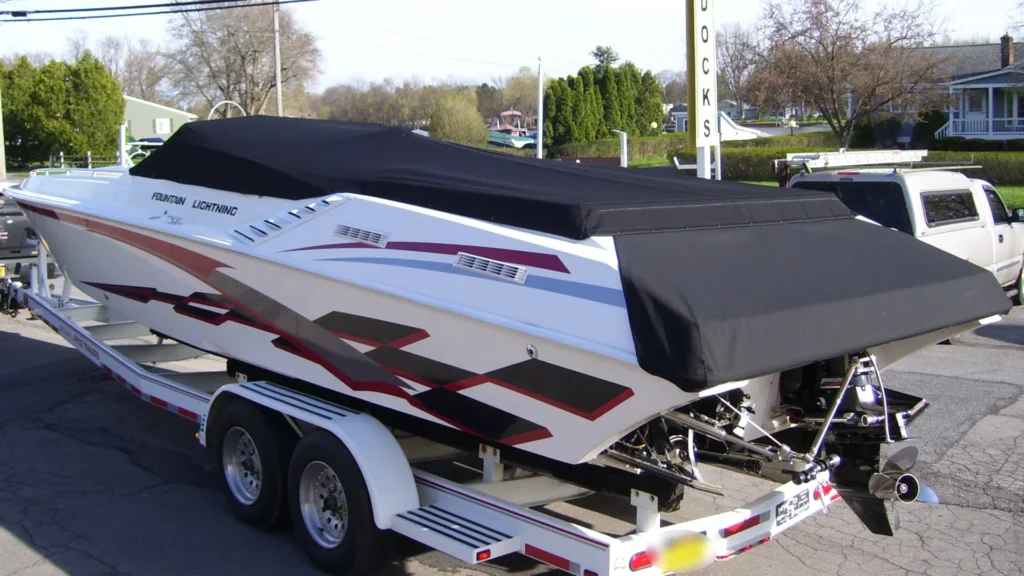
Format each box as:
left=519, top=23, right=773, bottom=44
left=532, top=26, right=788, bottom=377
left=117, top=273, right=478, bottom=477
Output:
left=942, top=118, right=1024, bottom=137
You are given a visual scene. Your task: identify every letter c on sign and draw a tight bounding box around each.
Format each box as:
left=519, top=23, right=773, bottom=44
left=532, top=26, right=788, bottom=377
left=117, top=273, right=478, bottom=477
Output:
left=702, top=57, right=709, bottom=75
left=701, top=25, right=709, bottom=43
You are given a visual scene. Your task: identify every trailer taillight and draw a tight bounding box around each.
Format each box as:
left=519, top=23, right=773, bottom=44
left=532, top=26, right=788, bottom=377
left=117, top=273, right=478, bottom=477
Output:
left=628, top=550, right=655, bottom=571
left=476, top=549, right=491, bottom=562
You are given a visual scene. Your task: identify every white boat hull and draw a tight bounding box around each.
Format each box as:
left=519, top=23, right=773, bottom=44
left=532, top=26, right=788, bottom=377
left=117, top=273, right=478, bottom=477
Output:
left=10, top=171, right=748, bottom=465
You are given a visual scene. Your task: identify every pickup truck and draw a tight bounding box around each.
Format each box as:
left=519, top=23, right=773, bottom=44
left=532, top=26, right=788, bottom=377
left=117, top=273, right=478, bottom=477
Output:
left=0, top=189, right=58, bottom=284
left=787, top=168, right=1024, bottom=305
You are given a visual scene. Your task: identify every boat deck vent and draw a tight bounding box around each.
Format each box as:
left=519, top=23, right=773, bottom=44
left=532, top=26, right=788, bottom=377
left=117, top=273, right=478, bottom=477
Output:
left=334, top=224, right=389, bottom=248
left=454, top=252, right=528, bottom=284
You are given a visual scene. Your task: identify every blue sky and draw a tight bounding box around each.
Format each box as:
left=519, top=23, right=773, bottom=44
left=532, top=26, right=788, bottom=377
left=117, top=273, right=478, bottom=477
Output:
left=0, top=0, right=1020, bottom=91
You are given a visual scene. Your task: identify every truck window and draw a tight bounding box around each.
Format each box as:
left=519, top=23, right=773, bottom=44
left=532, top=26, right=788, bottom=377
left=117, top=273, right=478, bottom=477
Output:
left=921, top=190, right=979, bottom=227
left=790, top=180, right=913, bottom=234
left=983, top=187, right=1010, bottom=225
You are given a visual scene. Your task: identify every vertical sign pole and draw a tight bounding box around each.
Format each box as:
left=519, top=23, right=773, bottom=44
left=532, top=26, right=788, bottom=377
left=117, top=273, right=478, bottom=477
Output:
left=536, top=57, right=544, bottom=159
left=686, top=0, right=718, bottom=180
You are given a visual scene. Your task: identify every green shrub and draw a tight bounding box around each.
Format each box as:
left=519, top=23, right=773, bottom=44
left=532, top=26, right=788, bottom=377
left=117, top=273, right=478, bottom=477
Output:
left=550, top=131, right=842, bottom=161
left=927, top=151, right=1024, bottom=185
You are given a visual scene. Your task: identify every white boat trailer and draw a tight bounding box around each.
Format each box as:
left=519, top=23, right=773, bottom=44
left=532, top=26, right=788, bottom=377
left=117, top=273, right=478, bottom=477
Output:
left=1, top=251, right=841, bottom=576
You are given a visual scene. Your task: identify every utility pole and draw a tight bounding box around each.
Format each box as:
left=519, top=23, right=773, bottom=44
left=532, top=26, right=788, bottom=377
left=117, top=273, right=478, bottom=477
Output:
left=273, top=0, right=283, bottom=116
left=0, top=80, right=6, bottom=181
left=536, top=57, right=543, bottom=159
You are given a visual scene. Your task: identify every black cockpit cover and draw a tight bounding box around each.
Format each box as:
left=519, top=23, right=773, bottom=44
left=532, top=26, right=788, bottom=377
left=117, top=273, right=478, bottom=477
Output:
left=131, top=116, right=1011, bottom=391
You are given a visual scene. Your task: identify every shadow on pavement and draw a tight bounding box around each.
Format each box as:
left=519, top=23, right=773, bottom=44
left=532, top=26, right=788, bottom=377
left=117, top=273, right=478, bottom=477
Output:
left=973, top=322, right=1024, bottom=347
left=0, top=323, right=558, bottom=576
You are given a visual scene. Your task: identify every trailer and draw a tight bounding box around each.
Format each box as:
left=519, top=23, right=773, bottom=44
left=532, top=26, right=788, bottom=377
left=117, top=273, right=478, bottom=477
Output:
left=0, top=251, right=843, bottom=576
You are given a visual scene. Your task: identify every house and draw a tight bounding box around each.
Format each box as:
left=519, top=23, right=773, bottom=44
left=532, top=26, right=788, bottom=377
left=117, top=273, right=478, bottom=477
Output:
left=926, top=35, right=1024, bottom=141
left=123, top=95, right=198, bottom=140
left=718, top=100, right=758, bottom=121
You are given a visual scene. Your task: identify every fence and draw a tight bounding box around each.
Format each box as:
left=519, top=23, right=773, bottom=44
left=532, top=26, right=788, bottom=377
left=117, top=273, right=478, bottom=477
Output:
left=47, top=151, right=120, bottom=169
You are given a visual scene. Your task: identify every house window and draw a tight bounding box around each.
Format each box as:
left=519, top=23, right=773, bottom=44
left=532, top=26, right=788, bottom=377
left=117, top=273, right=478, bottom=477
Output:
left=967, top=91, right=985, bottom=114
left=1017, top=92, right=1024, bottom=120
left=153, top=117, right=172, bottom=134
left=921, top=190, right=979, bottom=227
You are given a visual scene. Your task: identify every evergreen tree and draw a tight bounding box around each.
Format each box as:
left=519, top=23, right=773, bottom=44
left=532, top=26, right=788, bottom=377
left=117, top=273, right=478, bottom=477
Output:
left=579, top=66, right=604, bottom=140
left=615, top=63, right=642, bottom=137
left=596, top=66, right=622, bottom=133
left=0, top=52, right=124, bottom=163
left=638, top=71, right=666, bottom=135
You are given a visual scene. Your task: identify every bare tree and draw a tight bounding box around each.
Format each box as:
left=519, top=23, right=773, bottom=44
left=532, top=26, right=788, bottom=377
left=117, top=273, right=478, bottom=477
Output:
left=656, top=69, right=687, bottom=104
left=98, top=35, right=126, bottom=83
left=65, top=32, right=89, bottom=62
left=166, top=0, right=321, bottom=116
left=716, top=23, right=757, bottom=119
left=755, top=0, right=954, bottom=147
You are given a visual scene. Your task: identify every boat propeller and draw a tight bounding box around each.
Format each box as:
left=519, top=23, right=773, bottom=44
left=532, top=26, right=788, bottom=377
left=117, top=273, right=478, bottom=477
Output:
left=836, top=445, right=940, bottom=536
left=867, top=446, right=939, bottom=531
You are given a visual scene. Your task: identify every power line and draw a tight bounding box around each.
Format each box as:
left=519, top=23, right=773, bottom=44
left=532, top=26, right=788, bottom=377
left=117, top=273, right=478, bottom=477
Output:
left=0, top=0, right=319, bottom=23
left=1, top=0, right=252, bottom=16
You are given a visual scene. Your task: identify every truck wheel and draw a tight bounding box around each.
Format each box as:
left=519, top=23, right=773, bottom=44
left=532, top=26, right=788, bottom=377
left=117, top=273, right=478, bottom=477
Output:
left=288, top=430, right=391, bottom=575
left=210, top=398, right=295, bottom=530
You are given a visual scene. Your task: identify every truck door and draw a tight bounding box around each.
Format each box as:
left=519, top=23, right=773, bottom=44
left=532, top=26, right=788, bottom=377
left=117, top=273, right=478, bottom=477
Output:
left=981, top=184, right=1020, bottom=286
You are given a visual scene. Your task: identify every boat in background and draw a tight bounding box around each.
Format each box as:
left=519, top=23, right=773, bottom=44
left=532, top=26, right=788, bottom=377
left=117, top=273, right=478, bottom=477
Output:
left=487, top=109, right=536, bottom=148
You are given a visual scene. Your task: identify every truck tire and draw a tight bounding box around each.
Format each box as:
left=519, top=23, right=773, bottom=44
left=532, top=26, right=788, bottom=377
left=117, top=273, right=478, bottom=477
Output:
left=209, top=397, right=296, bottom=530
left=288, top=430, right=392, bottom=575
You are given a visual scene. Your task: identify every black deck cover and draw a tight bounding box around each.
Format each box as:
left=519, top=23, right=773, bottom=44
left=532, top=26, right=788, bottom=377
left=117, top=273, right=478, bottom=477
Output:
left=129, top=116, right=849, bottom=240
left=131, top=117, right=1011, bottom=391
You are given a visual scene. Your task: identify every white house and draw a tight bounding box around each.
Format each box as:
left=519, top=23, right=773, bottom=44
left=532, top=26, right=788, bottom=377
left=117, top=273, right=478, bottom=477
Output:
left=927, top=34, right=1024, bottom=141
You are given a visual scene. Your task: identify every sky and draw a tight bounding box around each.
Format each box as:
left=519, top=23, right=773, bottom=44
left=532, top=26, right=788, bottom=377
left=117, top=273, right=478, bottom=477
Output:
left=0, top=0, right=1021, bottom=92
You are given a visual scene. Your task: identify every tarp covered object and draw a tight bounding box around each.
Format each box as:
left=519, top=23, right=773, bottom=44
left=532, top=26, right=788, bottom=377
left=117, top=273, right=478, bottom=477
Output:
left=131, top=116, right=1011, bottom=391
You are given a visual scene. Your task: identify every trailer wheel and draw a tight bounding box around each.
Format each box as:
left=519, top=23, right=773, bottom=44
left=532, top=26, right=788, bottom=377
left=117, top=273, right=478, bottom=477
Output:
left=288, top=430, right=391, bottom=575
left=210, top=398, right=295, bottom=530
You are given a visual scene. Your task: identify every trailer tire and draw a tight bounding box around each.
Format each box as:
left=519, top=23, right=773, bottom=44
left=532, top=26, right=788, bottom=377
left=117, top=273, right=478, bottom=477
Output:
left=210, top=397, right=295, bottom=531
left=288, top=430, right=392, bottom=576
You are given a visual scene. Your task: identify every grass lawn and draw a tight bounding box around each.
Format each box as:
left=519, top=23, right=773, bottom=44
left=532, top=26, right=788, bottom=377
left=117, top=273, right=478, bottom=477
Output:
left=998, top=186, right=1024, bottom=209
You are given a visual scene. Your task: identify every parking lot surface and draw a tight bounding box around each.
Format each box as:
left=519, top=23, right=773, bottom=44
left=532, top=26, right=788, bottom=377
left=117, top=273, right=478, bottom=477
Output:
left=1, top=283, right=1022, bottom=576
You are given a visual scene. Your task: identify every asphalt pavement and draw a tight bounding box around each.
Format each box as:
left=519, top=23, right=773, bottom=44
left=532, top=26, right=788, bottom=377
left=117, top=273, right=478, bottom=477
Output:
left=1, top=282, right=1022, bottom=576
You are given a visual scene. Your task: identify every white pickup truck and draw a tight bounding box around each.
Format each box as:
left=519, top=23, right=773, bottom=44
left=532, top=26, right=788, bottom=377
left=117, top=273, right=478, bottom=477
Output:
left=776, top=151, right=1024, bottom=305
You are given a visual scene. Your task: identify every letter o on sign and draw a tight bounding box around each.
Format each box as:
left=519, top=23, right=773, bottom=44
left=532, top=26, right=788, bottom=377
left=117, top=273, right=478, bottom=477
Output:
left=701, top=25, right=709, bottom=43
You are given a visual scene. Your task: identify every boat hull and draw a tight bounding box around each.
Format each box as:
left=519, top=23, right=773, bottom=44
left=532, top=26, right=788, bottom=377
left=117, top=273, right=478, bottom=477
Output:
left=17, top=197, right=716, bottom=465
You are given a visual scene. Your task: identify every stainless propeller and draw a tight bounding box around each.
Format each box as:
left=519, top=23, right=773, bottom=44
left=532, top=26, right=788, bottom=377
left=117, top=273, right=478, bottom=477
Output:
left=868, top=445, right=940, bottom=530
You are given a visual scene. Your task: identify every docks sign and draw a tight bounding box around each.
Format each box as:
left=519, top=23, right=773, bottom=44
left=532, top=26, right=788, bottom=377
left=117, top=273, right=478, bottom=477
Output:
left=686, top=0, right=718, bottom=148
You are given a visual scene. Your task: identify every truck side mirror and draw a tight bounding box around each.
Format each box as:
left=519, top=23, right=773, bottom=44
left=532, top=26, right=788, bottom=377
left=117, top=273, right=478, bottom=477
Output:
left=1015, top=208, right=1024, bottom=222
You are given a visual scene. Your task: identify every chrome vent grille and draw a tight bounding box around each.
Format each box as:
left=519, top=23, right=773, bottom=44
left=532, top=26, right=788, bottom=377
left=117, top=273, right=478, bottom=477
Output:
left=454, top=252, right=528, bottom=284
left=334, top=224, right=388, bottom=247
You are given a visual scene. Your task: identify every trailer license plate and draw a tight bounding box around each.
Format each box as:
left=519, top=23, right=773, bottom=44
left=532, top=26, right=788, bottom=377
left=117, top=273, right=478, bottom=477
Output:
left=775, top=489, right=810, bottom=527
left=654, top=532, right=712, bottom=574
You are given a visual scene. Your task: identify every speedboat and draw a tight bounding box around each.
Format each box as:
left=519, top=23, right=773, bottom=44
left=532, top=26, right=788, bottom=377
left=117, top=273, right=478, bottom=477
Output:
left=2, top=116, right=1010, bottom=529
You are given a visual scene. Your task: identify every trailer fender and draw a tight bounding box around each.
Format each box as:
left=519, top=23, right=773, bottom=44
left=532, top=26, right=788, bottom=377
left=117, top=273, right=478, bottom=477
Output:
left=202, top=381, right=420, bottom=530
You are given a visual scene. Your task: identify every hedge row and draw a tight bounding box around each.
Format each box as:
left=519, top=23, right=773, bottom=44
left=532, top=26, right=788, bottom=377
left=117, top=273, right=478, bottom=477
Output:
left=663, top=147, right=1024, bottom=186
left=931, top=137, right=1024, bottom=152
left=549, top=130, right=843, bottom=160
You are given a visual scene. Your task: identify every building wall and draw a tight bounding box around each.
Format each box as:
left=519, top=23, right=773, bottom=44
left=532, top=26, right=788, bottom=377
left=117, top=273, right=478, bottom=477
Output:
left=124, top=98, right=196, bottom=140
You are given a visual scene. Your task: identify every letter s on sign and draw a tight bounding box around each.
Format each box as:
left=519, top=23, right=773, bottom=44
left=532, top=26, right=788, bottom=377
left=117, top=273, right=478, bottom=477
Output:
left=703, top=119, right=711, bottom=138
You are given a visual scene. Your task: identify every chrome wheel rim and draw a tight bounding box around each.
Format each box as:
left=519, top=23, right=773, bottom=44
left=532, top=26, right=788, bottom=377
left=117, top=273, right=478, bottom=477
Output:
left=299, top=460, right=349, bottom=549
left=222, top=427, right=263, bottom=505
